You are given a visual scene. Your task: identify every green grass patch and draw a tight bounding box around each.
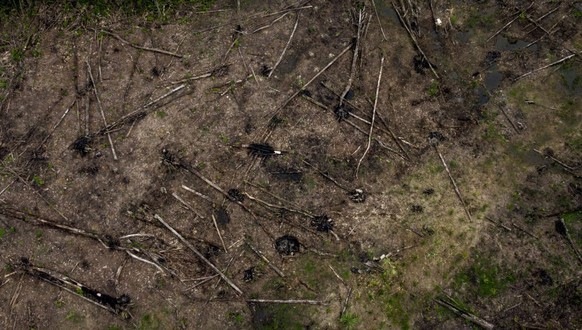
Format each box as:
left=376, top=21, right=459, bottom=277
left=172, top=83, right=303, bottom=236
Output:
left=65, top=310, right=83, bottom=323
left=340, top=312, right=359, bottom=329
left=32, top=174, right=44, bottom=187
left=427, top=80, right=440, bottom=97
left=454, top=255, right=515, bottom=297
left=227, top=311, right=245, bottom=326
left=138, top=313, right=161, bottom=330
left=562, top=210, right=582, bottom=246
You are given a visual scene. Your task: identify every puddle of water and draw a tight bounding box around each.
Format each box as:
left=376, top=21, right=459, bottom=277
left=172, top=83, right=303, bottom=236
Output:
left=475, top=65, right=505, bottom=106
left=507, top=144, right=548, bottom=167
left=475, top=86, right=490, bottom=106
left=559, top=66, right=582, bottom=95
left=495, top=35, right=530, bottom=51
left=456, top=30, right=472, bottom=43
left=484, top=70, right=504, bottom=92
left=375, top=1, right=400, bottom=25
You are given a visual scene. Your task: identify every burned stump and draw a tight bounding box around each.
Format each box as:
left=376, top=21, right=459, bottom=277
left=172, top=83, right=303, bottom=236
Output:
left=275, top=235, right=300, bottom=255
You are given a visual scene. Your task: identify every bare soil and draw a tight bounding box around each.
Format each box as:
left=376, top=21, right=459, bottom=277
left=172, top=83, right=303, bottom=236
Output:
left=0, top=0, right=581, bottom=329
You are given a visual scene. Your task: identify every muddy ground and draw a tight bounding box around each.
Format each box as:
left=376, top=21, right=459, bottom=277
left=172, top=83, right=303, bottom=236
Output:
left=0, top=0, right=581, bottom=329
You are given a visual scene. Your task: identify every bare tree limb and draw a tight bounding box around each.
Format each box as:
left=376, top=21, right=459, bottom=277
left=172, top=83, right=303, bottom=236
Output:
left=269, top=15, right=299, bottom=78
left=247, top=299, right=328, bottom=305
left=154, top=214, right=243, bottom=295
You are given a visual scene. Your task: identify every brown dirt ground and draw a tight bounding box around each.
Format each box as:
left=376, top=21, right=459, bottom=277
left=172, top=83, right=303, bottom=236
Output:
left=1, top=0, right=581, bottom=329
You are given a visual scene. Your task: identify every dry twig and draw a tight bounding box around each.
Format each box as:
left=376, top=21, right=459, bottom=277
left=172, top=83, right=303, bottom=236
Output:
left=100, top=30, right=185, bottom=58
left=515, top=54, right=576, bottom=81
left=433, top=144, right=472, bottom=222
left=356, top=56, right=384, bottom=178
left=211, top=214, right=228, bottom=253
left=246, top=241, right=285, bottom=277
left=392, top=2, right=439, bottom=78
left=87, top=61, right=118, bottom=160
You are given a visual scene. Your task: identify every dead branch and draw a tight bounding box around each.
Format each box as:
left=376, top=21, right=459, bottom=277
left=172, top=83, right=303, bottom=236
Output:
left=320, top=82, right=411, bottom=159
left=169, top=64, right=229, bottom=85
left=301, top=158, right=350, bottom=191
left=244, top=192, right=312, bottom=218
left=1, top=207, right=169, bottom=275
left=170, top=72, right=211, bottom=85
left=6, top=274, right=23, bottom=328
left=210, top=252, right=241, bottom=291
left=246, top=241, right=285, bottom=277
left=328, top=265, right=346, bottom=285
left=269, top=14, right=299, bottom=78
left=211, top=214, right=228, bottom=253
left=340, top=9, right=364, bottom=104
left=252, top=12, right=289, bottom=34
left=247, top=299, right=328, bottom=305
left=329, top=265, right=352, bottom=317
left=515, top=54, right=576, bottom=81
left=99, top=30, right=185, bottom=58
left=300, top=93, right=402, bottom=156
left=244, top=180, right=310, bottom=215
left=87, top=61, right=118, bottom=160
left=511, top=222, right=538, bottom=239
left=392, top=2, right=439, bottom=78
left=433, top=144, right=472, bottom=222
left=485, top=216, right=512, bottom=232
left=238, top=47, right=259, bottom=85
left=95, top=84, right=187, bottom=137
left=39, top=99, right=76, bottom=147
left=171, top=192, right=205, bottom=219
left=523, top=4, right=561, bottom=33
left=435, top=295, right=494, bottom=329
left=371, top=0, right=387, bottom=41
left=556, top=218, right=582, bottom=265
left=183, top=167, right=230, bottom=199
left=181, top=184, right=215, bottom=205
left=178, top=162, right=265, bottom=231
left=0, top=169, right=71, bottom=221
left=263, top=44, right=352, bottom=139
left=15, top=261, right=131, bottom=317
left=262, top=3, right=313, bottom=18
left=485, top=5, right=534, bottom=42
left=498, top=104, right=520, bottom=134
left=154, top=214, right=243, bottom=294
left=126, top=250, right=165, bottom=274
left=534, top=148, right=578, bottom=173
left=356, top=56, right=384, bottom=178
